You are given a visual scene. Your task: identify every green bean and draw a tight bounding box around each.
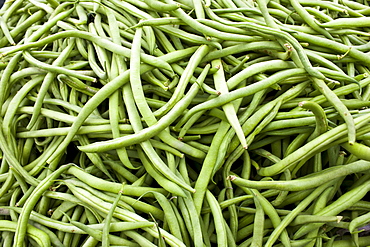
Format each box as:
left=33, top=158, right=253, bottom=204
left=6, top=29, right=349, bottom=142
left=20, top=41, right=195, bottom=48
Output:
left=1, top=205, right=154, bottom=234
left=176, top=68, right=307, bottom=130
left=178, top=194, right=204, bottom=247
left=62, top=206, right=85, bottom=247
left=101, top=183, right=123, bottom=247
left=27, top=38, right=77, bottom=130
left=156, top=45, right=210, bottom=116
left=168, top=199, right=191, bottom=247
left=130, top=17, right=183, bottom=28
left=212, top=58, right=247, bottom=149
left=136, top=147, right=187, bottom=197
left=123, top=72, right=194, bottom=193
left=86, top=42, right=107, bottom=79
left=287, top=30, right=370, bottom=66
left=256, top=0, right=305, bottom=72
left=28, top=2, right=75, bottom=40
left=77, top=136, right=113, bottom=180
left=150, top=139, right=184, bottom=158
left=0, top=16, right=15, bottom=45
left=51, top=201, right=78, bottom=220
left=1, top=10, right=42, bottom=45
left=271, top=169, right=291, bottom=207
left=0, top=166, right=15, bottom=199
left=221, top=145, right=242, bottom=238
left=31, top=221, right=66, bottom=247
left=198, top=18, right=258, bottom=37
left=321, top=16, right=370, bottom=28
left=149, top=191, right=183, bottom=241
left=349, top=211, right=370, bottom=234
left=1, top=0, right=30, bottom=23
left=0, top=121, right=39, bottom=185
left=293, top=180, right=370, bottom=239
left=176, top=112, right=218, bottom=139
left=65, top=215, right=140, bottom=246
left=165, top=2, right=266, bottom=43
left=258, top=111, right=370, bottom=176
left=193, top=121, right=230, bottom=215
left=88, top=22, right=111, bottom=78
left=67, top=165, right=165, bottom=196
left=233, top=160, right=370, bottom=190
left=78, top=76, right=206, bottom=158
left=245, top=100, right=282, bottom=149
left=341, top=142, right=370, bottom=161
left=232, top=59, right=295, bottom=88
left=129, top=26, right=159, bottom=127
left=1, top=30, right=172, bottom=72
left=22, top=50, right=96, bottom=82
left=324, top=235, right=370, bottom=247
left=289, top=0, right=333, bottom=39
left=102, top=0, right=217, bottom=47
left=313, top=78, right=356, bottom=144
left=0, top=52, right=22, bottom=107
left=126, top=230, right=159, bottom=247
left=298, top=100, right=328, bottom=142
left=230, top=81, right=308, bottom=154
left=214, top=13, right=324, bottom=78
left=14, top=164, right=72, bottom=247
left=106, top=21, right=136, bottom=171
left=3, top=0, right=370, bottom=245
left=0, top=220, right=51, bottom=247
left=205, top=190, right=227, bottom=246
left=250, top=189, right=292, bottom=247
left=65, top=182, right=186, bottom=246
left=42, top=47, right=194, bottom=165
left=143, top=0, right=179, bottom=12
left=250, top=191, right=265, bottom=247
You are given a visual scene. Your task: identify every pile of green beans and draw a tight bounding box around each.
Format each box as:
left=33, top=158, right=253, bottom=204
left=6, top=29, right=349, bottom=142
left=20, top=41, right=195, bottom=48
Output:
left=2, top=0, right=370, bottom=246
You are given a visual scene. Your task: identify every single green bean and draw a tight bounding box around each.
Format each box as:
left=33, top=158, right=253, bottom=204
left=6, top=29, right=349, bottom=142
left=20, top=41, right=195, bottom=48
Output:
left=298, top=100, right=328, bottom=142
left=206, top=190, right=227, bottom=247
left=232, top=160, right=370, bottom=190
left=321, top=16, right=370, bottom=28
left=178, top=194, right=204, bottom=247
left=193, top=121, right=230, bottom=215
left=250, top=192, right=265, bottom=247
left=102, top=184, right=123, bottom=247
left=67, top=165, right=166, bottom=196
left=341, top=142, right=370, bottom=161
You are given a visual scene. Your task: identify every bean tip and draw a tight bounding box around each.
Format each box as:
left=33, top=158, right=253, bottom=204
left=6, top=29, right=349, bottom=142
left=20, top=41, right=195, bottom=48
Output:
left=337, top=216, right=343, bottom=223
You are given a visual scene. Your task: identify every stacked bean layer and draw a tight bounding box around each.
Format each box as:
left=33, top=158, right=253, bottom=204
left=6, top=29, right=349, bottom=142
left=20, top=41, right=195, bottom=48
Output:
left=1, top=0, right=370, bottom=246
